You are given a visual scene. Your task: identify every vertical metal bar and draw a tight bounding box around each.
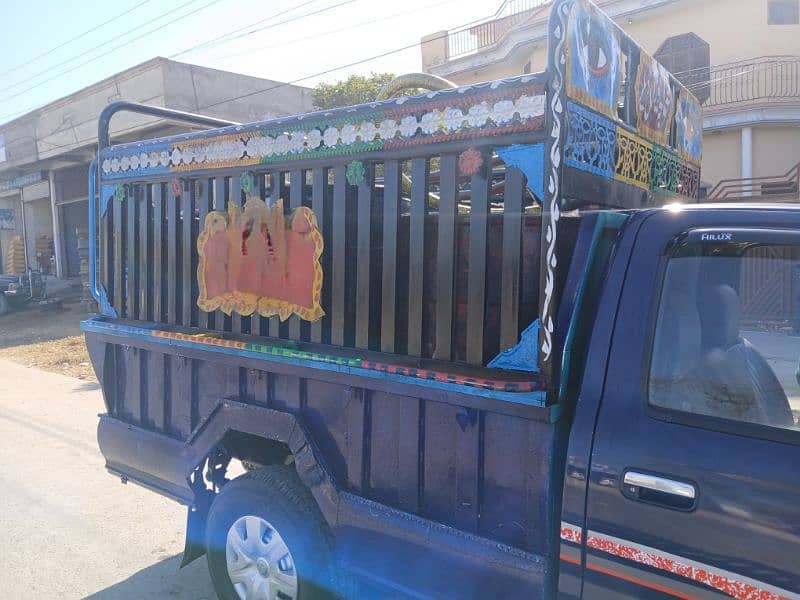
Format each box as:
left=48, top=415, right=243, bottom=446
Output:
left=166, top=182, right=178, bottom=325
left=181, top=179, right=196, bottom=327
left=310, top=168, right=326, bottom=344
left=355, top=164, right=373, bottom=350
left=466, top=152, right=490, bottom=365
left=288, top=170, right=303, bottom=340
left=112, top=190, right=123, bottom=314
left=230, top=176, right=243, bottom=334
left=212, top=177, right=228, bottom=332
left=125, top=185, right=137, bottom=319
left=397, top=398, right=421, bottom=513
left=330, top=165, right=347, bottom=346
left=138, top=184, right=151, bottom=321
left=407, top=158, right=428, bottom=357
left=434, top=154, right=458, bottom=361
left=197, top=179, right=211, bottom=330
left=454, top=412, right=481, bottom=531
left=100, top=177, right=112, bottom=303
left=344, top=388, right=367, bottom=492
left=147, top=352, right=166, bottom=431
left=170, top=355, right=192, bottom=438
left=265, top=172, right=281, bottom=337
left=500, top=166, right=524, bottom=351
left=152, top=184, right=163, bottom=323
left=381, top=161, right=401, bottom=354
left=249, top=174, right=262, bottom=337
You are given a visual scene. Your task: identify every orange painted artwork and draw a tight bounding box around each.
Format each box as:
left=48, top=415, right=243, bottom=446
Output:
left=197, top=198, right=324, bottom=322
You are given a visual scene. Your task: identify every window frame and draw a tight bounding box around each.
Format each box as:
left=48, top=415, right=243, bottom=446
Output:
left=642, top=227, right=800, bottom=446
left=768, top=0, right=800, bottom=25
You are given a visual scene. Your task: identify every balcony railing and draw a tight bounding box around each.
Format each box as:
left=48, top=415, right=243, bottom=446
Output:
left=699, top=56, right=800, bottom=109
left=707, top=162, right=800, bottom=202
left=448, top=0, right=552, bottom=59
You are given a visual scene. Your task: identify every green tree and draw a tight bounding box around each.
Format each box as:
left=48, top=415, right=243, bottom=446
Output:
left=311, top=72, right=396, bottom=109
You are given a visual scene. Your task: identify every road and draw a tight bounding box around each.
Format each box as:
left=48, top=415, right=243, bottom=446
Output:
left=0, top=359, right=216, bottom=599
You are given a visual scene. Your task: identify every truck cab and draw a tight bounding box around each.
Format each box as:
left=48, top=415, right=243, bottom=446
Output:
left=559, top=205, right=800, bottom=599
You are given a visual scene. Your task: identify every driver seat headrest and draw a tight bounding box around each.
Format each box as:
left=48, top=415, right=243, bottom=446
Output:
left=703, top=284, right=741, bottom=350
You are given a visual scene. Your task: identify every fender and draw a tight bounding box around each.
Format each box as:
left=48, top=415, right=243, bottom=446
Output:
left=96, top=398, right=339, bottom=565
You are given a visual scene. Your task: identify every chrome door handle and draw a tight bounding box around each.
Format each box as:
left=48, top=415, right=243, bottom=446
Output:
left=623, top=471, right=696, bottom=500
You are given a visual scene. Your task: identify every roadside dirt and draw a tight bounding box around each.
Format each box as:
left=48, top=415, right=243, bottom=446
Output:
left=0, top=279, right=97, bottom=381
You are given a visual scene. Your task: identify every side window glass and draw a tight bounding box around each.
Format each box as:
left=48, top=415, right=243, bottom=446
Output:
left=649, top=243, right=800, bottom=433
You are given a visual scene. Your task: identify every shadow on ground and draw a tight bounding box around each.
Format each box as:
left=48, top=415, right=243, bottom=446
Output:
left=74, top=380, right=101, bottom=392
left=83, top=554, right=217, bottom=599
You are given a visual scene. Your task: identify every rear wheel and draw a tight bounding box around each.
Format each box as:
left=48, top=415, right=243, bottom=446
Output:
left=0, top=294, right=9, bottom=316
left=206, top=465, right=335, bottom=600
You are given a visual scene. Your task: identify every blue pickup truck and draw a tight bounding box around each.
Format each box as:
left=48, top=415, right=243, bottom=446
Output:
left=82, top=0, right=800, bottom=598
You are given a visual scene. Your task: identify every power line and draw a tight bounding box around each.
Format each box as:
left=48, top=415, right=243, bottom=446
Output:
left=0, top=0, right=155, bottom=79
left=170, top=0, right=344, bottom=59
left=194, top=19, right=543, bottom=110
left=0, top=0, right=357, bottom=118
left=3, top=31, right=793, bottom=148
left=4, top=53, right=792, bottom=133
left=0, top=0, right=221, bottom=96
left=206, top=0, right=460, bottom=63
left=0, top=17, right=478, bottom=142
left=0, top=0, right=226, bottom=105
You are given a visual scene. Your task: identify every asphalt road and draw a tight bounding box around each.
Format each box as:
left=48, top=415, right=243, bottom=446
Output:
left=0, top=359, right=217, bottom=599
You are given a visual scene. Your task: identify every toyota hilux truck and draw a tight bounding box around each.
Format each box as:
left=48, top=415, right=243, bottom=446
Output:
left=82, top=1, right=800, bottom=598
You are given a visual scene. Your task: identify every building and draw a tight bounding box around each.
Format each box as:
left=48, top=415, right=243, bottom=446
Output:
left=421, top=0, right=800, bottom=198
left=0, top=58, right=314, bottom=278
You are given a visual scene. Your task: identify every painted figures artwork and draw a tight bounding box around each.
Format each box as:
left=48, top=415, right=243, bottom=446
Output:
left=675, top=88, right=703, bottom=164
left=197, top=197, right=324, bottom=322
left=635, top=52, right=676, bottom=147
left=566, top=0, right=622, bottom=120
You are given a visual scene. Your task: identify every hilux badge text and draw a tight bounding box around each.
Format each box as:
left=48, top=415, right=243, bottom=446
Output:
left=701, top=232, right=733, bottom=241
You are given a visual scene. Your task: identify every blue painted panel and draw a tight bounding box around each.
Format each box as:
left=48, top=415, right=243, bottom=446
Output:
left=564, top=101, right=617, bottom=179
left=488, top=320, right=540, bottom=373
left=496, top=144, right=545, bottom=200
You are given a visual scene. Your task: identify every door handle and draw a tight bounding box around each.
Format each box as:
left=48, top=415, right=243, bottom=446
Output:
left=622, top=471, right=697, bottom=510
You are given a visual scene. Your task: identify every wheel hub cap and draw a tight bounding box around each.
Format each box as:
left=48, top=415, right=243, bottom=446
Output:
left=255, top=558, right=270, bottom=577
left=225, top=515, right=298, bottom=600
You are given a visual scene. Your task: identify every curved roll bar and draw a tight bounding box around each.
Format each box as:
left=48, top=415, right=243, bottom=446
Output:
left=376, top=73, right=457, bottom=100
left=97, top=101, right=239, bottom=151
left=91, top=102, right=239, bottom=314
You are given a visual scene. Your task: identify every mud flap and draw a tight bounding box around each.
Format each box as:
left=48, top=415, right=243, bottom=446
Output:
left=181, top=465, right=216, bottom=567
left=181, top=492, right=214, bottom=568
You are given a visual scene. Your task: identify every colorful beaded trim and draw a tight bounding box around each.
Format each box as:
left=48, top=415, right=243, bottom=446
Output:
left=100, top=76, right=547, bottom=180
left=88, top=322, right=541, bottom=393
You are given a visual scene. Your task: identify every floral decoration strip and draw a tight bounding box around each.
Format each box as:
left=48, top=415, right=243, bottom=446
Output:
left=100, top=77, right=547, bottom=180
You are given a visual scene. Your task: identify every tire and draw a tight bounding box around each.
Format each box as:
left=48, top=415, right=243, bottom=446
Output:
left=206, top=465, right=335, bottom=600
left=0, top=294, right=9, bottom=317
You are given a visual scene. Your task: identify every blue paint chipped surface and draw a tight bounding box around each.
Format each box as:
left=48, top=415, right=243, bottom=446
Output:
left=496, top=143, right=545, bottom=200
left=488, top=320, right=540, bottom=373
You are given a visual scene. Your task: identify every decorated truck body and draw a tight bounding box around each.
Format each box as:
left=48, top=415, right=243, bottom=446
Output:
left=83, top=1, right=800, bottom=598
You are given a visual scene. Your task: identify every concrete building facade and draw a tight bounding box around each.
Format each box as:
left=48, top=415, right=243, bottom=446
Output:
left=0, top=58, right=314, bottom=278
left=421, top=0, right=800, bottom=196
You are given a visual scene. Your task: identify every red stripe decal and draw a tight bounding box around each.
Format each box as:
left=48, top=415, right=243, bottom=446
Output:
left=587, top=532, right=793, bottom=600
left=586, top=560, right=698, bottom=600
left=560, top=553, right=581, bottom=566
left=560, top=521, right=583, bottom=544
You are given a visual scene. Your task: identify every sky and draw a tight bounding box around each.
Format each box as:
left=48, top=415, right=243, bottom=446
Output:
left=0, top=0, right=495, bottom=126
